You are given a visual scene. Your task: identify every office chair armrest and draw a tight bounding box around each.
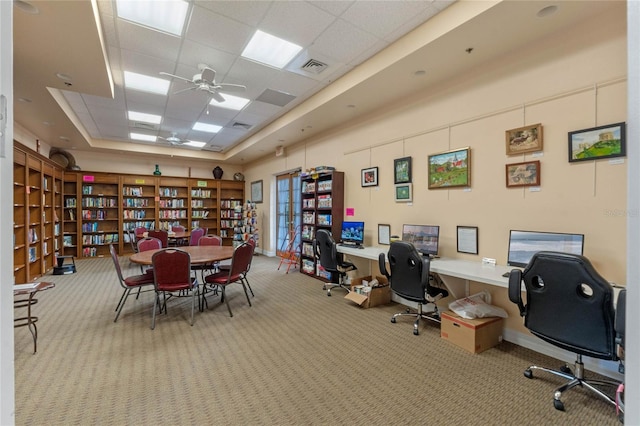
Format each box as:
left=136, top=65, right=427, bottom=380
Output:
left=508, top=269, right=526, bottom=316
left=313, top=239, right=319, bottom=259
left=378, top=253, right=390, bottom=280
left=421, top=257, right=430, bottom=286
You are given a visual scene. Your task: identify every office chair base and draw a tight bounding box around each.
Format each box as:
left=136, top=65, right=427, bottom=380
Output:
left=524, top=356, right=620, bottom=412
left=391, top=305, right=441, bottom=335
left=323, top=282, right=350, bottom=296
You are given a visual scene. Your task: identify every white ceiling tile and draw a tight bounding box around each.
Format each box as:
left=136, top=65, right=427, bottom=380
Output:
left=178, top=40, right=237, bottom=76
left=311, top=18, right=380, bottom=64
left=116, top=19, right=181, bottom=63
left=308, top=1, right=355, bottom=17
left=340, top=1, right=431, bottom=39
left=125, top=90, right=168, bottom=112
left=119, top=49, right=177, bottom=79
left=269, top=72, right=316, bottom=97
left=194, top=0, right=272, bottom=27
left=243, top=100, right=282, bottom=117
left=259, top=1, right=336, bottom=46
left=186, top=6, right=254, bottom=55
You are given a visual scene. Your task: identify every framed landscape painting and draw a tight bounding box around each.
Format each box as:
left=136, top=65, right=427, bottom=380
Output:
left=506, top=123, right=543, bottom=155
left=568, top=122, right=626, bottom=162
left=506, top=160, right=540, bottom=187
left=428, top=147, right=471, bottom=189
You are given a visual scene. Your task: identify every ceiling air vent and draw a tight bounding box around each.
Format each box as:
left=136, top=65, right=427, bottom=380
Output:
left=231, top=121, right=252, bottom=130
left=132, top=122, right=158, bottom=131
left=301, top=59, right=328, bottom=74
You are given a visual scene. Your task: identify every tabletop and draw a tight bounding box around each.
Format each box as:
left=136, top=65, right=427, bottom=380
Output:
left=14, top=281, right=56, bottom=295
left=137, top=231, right=191, bottom=239
left=129, top=245, right=234, bottom=265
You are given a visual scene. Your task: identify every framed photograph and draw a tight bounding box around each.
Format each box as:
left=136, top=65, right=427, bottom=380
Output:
left=428, top=147, right=471, bottom=189
left=568, top=122, right=626, bottom=162
left=506, top=160, right=540, bottom=187
left=394, top=183, right=412, bottom=202
left=378, top=224, right=391, bottom=245
left=505, top=123, right=543, bottom=155
left=457, top=226, right=478, bottom=255
left=361, top=167, right=379, bottom=187
left=394, top=156, right=412, bottom=184
left=250, top=180, right=263, bottom=203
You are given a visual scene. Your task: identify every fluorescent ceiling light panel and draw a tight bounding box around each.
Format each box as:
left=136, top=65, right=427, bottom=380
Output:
left=130, top=132, right=157, bottom=142
left=185, top=141, right=207, bottom=148
left=193, top=122, right=222, bottom=133
left=116, top=0, right=189, bottom=36
left=210, top=94, right=250, bottom=110
left=241, top=30, right=302, bottom=69
left=124, top=71, right=170, bottom=95
left=128, top=111, right=162, bottom=124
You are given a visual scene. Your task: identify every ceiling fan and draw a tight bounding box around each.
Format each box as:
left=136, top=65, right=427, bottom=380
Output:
left=160, top=63, right=246, bottom=103
left=158, top=132, right=189, bottom=146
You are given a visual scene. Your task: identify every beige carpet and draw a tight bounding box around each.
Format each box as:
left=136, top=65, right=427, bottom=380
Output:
left=14, top=255, right=620, bottom=425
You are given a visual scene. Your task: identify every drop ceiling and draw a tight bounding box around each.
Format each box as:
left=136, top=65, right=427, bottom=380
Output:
left=12, top=0, right=621, bottom=165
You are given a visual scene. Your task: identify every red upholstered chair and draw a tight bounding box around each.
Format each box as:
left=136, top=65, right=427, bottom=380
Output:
left=110, top=244, right=154, bottom=322
left=203, top=242, right=253, bottom=317
left=219, top=237, right=256, bottom=297
left=170, top=225, right=186, bottom=246
left=172, top=225, right=186, bottom=232
left=137, top=237, right=162, bottom=253
left=134, top=226, right=148, bottom=239
left=151, top=249, right=198, bottom=329
left=189, top=227, right=205, bottom=246
left=192, top=234, right=223, bottom=282
left=147, top=229, right=169, bottom=248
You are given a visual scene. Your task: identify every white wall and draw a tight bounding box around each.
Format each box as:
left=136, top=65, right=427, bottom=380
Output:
left=0, top=0, right=15, bottom=423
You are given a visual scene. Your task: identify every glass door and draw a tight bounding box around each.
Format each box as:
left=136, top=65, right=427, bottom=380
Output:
left=276, top=171, right=301, bottom=258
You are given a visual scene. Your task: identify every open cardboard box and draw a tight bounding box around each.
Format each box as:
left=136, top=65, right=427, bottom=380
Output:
left=344, top=275, right=390, bottom=308
left=440, top=310, right=503, bottom=354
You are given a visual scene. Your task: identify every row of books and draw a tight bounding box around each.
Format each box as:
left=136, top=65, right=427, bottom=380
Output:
left=122, top=187, right=145, bottom=196
left=123, top=198, right=150, bottom=207
left=220, top=219, right=242, bottom=228
left=81, top=197, right=118, bottom=208
left=123, top=221, right=155, bottom=231
left=191, top=211, right=210, bottom=218
left=81, top=209, right=108, bottom=220
left=191, top=189, right=212, bottom=198
left=220, top=200, right=242, bottom=209
left=159, top=210, right=187, bottom=219
left=221, top=210, right=242, bottom=219
left=82, top=233, right=119, bottom=245
left=159, top=199, right=186, bottom=208
left=159, top=187, right=181, bottom=197
left=123, top=210, right=148, bottom=219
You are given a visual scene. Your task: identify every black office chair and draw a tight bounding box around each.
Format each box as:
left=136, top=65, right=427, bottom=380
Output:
left=379, top=241, right=448, bottom=335
left=508, top=251, right=622, bottom=411
left=313, top=229, right=357, bottom=296
left=614, top=289, right=626, bottom=420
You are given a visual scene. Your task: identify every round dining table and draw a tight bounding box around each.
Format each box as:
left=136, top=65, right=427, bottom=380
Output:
left=129, top=245, right=234, bottom=265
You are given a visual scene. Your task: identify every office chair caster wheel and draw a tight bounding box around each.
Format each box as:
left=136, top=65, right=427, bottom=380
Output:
left=524, top=369, right=533, bottom=379
left=413, top=329, right=419, bottom=336
left=327, top=292, right=331, bottom=297
left=560, top=365, right=572, bottom=375
left=553, top=399, right=565, bottom=411
left=391, top=317, right=396, bottom=323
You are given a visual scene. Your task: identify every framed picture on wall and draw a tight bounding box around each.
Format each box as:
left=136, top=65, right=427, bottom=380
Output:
left=457, top=226, right=478, bottom=255
left=506, top=160, right=540, bottom=187
left=568, top=122, right=626, bottom=162
left=394, top=183, right=412, bottom=202
left=427, top=147, right=471, bottom=189
left=250, top=180, right=263, bottom=203
left=378, top=224, right=391, bottom=245
left=361, top=167, right=379, bottom=187
left=505, top=123, right=543, bottom=155
left=394, top=157, right=412, bottom=184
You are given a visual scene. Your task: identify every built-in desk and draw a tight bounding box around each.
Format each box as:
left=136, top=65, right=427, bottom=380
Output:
left=337, top=245, right=514, bottom=299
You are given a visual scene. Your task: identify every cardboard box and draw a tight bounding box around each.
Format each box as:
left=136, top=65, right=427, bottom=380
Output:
left=440, top=311, right=503, bottom=353
left=344, top=275, right=390, bottom=308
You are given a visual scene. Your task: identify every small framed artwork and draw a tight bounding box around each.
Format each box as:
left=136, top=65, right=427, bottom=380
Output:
left=506, top=160, right=540, bottom=187
left=568, top=122, right=626, bottom=162
left=428, top=147, right=471, bottom=189
left=361, top=167, right=379, bottom=187
left=378, top=224, right=391, bottom=245
left=505, top=123, right=543, bottom=155
left=250, top=180, right=263, bottom=203
left=394, top=183, right=412, bottom=202
left=394, top=156, right=412, bottom=184
left=457, top=226, right=478, bottom=255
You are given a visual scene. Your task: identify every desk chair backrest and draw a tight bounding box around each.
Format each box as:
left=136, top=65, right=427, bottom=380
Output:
left=381, top=241, right=429, bottom=303
left=135, top=226, right=148, bottom=236
left=189, top=227, right=205, bottom=246
left=172, top=225, right=186, bottom=233
left=147, top=230, right=169, bottom=248
left=198, top=235, right=222, bottom=246
left=509, top=251, right=616, bottom=359
left=137, top=237, right=162, bottom=253
left=110, top=243, right=126, bottom=285
left=152, top=249, right=192, bottom=292
left=313, top=229, right=340, bottom=272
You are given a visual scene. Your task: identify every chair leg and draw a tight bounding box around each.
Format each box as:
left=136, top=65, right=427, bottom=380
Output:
left=115, top=288, right=128, bottom=313
left=390, top=303, right=441, bottom=335
left=151, top=292, right=159, bottom=330
left=114, top=288, right=132, bottom=322
left=241, top=279, right=252, bottom=307
left=244, top=275, right=254, bottom=297
left=221, top=286, right=233, bottom=317
left=190, top=286, right=197, bottom=326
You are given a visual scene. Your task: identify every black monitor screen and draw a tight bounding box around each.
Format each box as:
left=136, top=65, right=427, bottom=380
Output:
left=341, top=221, right=365, bottom=245
left=507, top=230, right=584, bottom=267
left=402, top=224, right=439, bottom=256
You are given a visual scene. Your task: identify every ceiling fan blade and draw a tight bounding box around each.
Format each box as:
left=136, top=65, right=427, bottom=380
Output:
left=210, top=91, right=226, bottom=103
left=218, top=84, right=246, bottom=93
left=159, top=71, right=193, bottom=83
left=200, top=67, right=216, bottom=83
left=173, top=87, right=196, bottom=95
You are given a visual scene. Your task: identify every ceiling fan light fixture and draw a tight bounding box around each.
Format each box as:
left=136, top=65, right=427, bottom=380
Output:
left=242, top=30, right=303, bottom=69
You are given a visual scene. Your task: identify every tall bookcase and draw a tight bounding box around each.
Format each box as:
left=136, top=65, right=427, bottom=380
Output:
left=158, top=177, right=189, bottom=231
left=80, top=175, right=119, bottom=257
left=62, top=172, right=79, bottom=258
left=219, top=180, right=245, bottom=246
left=13, top=143, right=66, bottom=283
left=299, top=171, right=344, bottom=279
left=121, top=175, right=157, bottom=237
left=190, top=178, right=218, bottom=235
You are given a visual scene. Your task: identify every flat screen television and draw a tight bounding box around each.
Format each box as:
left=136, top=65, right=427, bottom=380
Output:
left=340, top=221, right=365, bottom=246
left=402, top=224, right=440, bottom=257
left=507, top=230, right=585, bottom=267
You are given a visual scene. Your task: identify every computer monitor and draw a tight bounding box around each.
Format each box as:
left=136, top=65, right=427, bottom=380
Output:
left=402, top=224, right=440, bottom=257
left=340, top=221, right=365, bottom=246
left=507, top=230, right=585, bottom=267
